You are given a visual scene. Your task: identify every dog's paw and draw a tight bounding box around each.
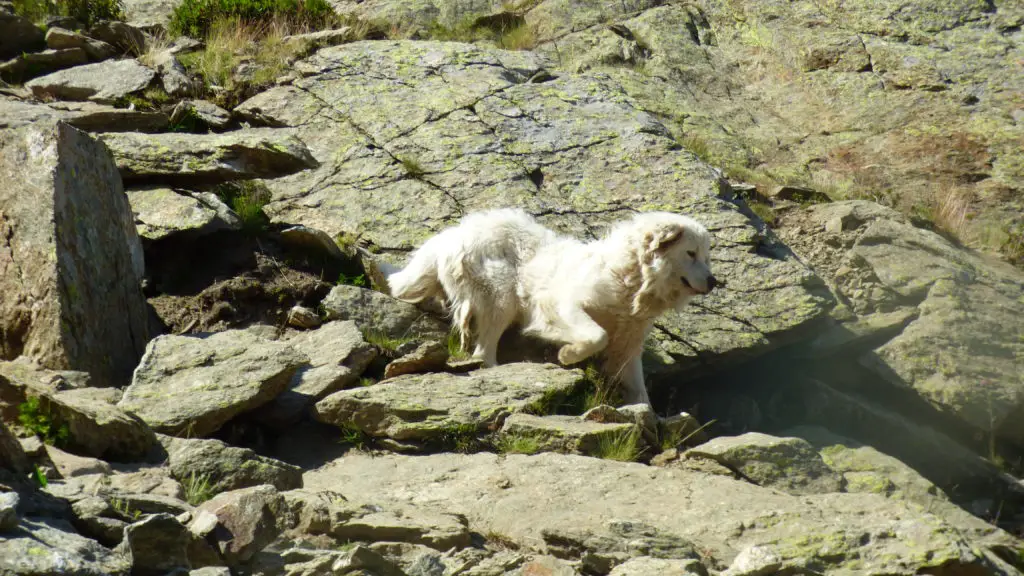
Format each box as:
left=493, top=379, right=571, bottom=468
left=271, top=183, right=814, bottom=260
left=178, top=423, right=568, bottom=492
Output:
left=558, top=344, right=586, bottom=366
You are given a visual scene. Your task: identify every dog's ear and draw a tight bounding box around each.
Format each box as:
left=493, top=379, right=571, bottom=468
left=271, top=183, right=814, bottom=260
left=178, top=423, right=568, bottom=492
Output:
left=644, top=224, right=686, bottom=258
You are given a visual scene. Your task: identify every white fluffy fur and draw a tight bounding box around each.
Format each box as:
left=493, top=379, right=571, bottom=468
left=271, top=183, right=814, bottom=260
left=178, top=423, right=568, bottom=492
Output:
left=387, top=208, right=716, bottom=406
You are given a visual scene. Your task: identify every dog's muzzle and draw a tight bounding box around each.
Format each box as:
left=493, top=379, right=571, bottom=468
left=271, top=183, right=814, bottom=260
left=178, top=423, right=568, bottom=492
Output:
left=681, top=275, right=719, bottom=294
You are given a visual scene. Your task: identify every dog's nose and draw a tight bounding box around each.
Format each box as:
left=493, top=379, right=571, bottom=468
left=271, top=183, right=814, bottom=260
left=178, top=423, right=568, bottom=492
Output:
left=706, top=275, right=719, bottom=292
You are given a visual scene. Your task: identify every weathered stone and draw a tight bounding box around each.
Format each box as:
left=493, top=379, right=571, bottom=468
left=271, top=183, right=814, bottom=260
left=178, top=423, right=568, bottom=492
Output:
left=119, top=330, right=307, bottom=437
left=0, top=48, right=89, bottom=82
left=313, top=363, right=584, bottom=444
left=0, top=13, right=44, bottom=60
left=0, top=419, right=29, bottom=474
left=306, top=451, right=1015, bottom=575
left=121, top=0, right=179, bottom=29
left=26, top=59, right=156, bottom=103
left=45, top=27, right=118, bottom=61
left=282, top=27, right=355, bottom=53
left=170, top=99, right=231, bottom=130
left=196, top=484, right=286, bottom=565
left=150, top=49, right=196, bottom=96
left=44, top=445, right=112, bottom=478
left=127, top=187, right=240, bottom=241
left=0, top=491, right=17, bottom=532
left=87, top=21, right=148, bottom=55
left=686, top=432, right=845, bottom=495
left=0, top=122, right=149, bottom=385
left=98, top=129, right=318, bottom=185
left=35, top=100, right=169, bottom=132
left=320, top=284, right=449, bottom=341
left=70, top=495, right=127, bottom=546
left=383, top=339, right=449, bottom=379
left=0, top=517, right=131, bottom=575
left=255, top=320, right=376, bottom=429
left=499, top=413, right=639, bottom=456
left=161, top=435, right=303, bottom=494
left=286, top=305, right=321, bottom=329
left=118, top=513, right=191, bottom=576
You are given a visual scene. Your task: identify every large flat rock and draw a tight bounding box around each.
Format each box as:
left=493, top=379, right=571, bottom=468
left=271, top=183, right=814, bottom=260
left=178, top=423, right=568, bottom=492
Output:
left=305, top=451, right=1017, bottom=574
left=0, top=121, right=149, bottom=384
left=236, top=40, right=834, bottom=382
left=26, top=59, right=156, bottom=104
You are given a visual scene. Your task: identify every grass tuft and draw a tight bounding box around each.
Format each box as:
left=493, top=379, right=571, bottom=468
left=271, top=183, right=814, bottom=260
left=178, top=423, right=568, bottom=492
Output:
left=182, top=471, right=216, bottom=505
left=594, top=427, right=642, bottom=462
left=338, top=422, right=370, bottom=450
left=361, top=329, right=413, bottom=357
left=399, top=156, right=426, bottom=178
left=748, top=200, right=777, bottom=226
left=111, top=497, right=143, bottom=521
left=439, top=422, right=482, bottom=453
left=13, top=0, right=124, bottom=27
left=170, top=0, right=337, bottom=39
left=494, top=432, right=542, bottom=455
left=338, top=272, right=367, bottom=287
left=214, top=180, right=271, bottom=233
left=446, top=328, right=471, bottom=361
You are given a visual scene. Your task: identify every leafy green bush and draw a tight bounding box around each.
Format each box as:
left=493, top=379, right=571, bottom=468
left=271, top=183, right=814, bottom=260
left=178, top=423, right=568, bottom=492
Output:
left=18, top=396, right=70, bottom=447
left=13, top=0, right=125, bottom=27
left=170, top=0, right=336, bottom=38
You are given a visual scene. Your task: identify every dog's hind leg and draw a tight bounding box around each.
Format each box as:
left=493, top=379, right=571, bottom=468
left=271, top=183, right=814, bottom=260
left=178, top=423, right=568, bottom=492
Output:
left=618, top=356, right=650, bottom=406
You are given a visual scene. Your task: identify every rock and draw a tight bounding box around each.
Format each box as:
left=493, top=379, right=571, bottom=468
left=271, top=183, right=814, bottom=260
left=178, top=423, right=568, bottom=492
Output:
left=45, top=27, right=118, bottom=61
left=195, top=484, right=286, bottom=565
left=768, top=185, right=831, bottom=204
left=97, top=129, right=318, bottom=185
left=0, top=419, right=29, bottom=474
left=659, top=412, right=706, bottom=448
left=278, top=224, right=348, bottom=261
left=150, top=50, right=195, bottom=96
left=127, top=187, right=240, bottom=241
left=313, top=363, right=585, bottom=445
left=190, top=568, right=231, bottom=576
left=44, top=445, right=112, bottom=478
left=119, top=329, right=307, bottom=437
left=255, top=320, right=376, bottom=429
left=282, top=27, right=355, bottom=53
left=86, top=21, right=148, bottom=55
left=240, top=40, right=832, bottom=384
left=286, top=305, right=321, bottom=329
left=26, top=59, right=157, bottom=104
left=169, top=99, right=231, bottom=131
left=0, top=122, right=149, bottom=385
left=780, top=201, right=1024, bottom=447
left=0, top=517, right=131, bottom=575
left=0, top=13, right=44, bottom=60
left=306, top=452, right=1015, bottom=575
left=321, top=284, right=449, bottom=341
left=499, top=413, right=640, bottom=456
left=118, top=513, right=191, bottom=576
left=383, top=340, right=449, bottom=379
left=685, top=432, right=845, bottom=495
left=161, top=435, right=303, bottom=494
left=608, top=557, right=704, bottom=576
left=32, top=100, right=169, bottom=132
left=70, top=496, right=127, bottom=546
left=121, top=0, right=179, bottom=29
left=0, top=492, right=17, bottom=532
left=0, top=48, right=89, bottom=82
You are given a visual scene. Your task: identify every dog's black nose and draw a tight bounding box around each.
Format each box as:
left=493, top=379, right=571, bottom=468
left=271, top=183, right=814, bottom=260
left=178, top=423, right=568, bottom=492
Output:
left=707, top=275, right=719, bottom=292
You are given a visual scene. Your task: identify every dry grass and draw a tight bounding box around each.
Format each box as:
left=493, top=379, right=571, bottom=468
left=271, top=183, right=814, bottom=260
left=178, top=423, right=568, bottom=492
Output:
left=933, top=187, right=974, bottom=242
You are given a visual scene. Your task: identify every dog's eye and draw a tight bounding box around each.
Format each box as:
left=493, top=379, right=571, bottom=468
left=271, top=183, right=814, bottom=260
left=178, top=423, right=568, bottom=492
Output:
left=687, top=250, right=697, bottom=259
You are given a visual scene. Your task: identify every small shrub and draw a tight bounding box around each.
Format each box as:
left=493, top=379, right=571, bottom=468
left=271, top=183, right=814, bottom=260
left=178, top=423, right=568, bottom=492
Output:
left=594, top=427, right=641, bottom=462
left=1001, top=222, right=1024, bottom=266
left=18, top=397, right=70, bottom=447
left=182, top=471, right=215, bottom=505
left=498, top=22, right=536, bottom=50
left=338, top=423, right=370, bottom=450
left=13, top=0, right=124, bottom=27
left=170, top=0, right=336, bottom=39
left=399, top=156, right=426, bottom=178
left=495, top=433, right=542, bottom=455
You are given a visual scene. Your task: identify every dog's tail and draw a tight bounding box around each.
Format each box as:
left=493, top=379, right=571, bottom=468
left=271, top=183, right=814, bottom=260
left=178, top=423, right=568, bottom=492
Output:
left=388, top=241, right=444, bottom=303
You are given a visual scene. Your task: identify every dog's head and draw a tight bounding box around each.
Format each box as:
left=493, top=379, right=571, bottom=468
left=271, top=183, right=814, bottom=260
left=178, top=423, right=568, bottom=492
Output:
left=637, top=212, right=717, bottom=300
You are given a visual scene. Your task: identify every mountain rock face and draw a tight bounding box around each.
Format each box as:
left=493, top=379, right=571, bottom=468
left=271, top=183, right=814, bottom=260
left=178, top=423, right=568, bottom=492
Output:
left=0, top=1, right=1022, bottom=575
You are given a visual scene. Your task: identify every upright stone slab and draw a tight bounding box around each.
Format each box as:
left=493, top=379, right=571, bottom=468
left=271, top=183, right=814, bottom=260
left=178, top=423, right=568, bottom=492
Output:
left=0, top=121, right=148, bottom=385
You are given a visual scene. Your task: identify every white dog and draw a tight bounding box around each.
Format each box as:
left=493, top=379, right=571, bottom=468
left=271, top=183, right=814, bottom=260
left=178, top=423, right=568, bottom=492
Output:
left=387, top=208, right=717, bottom=405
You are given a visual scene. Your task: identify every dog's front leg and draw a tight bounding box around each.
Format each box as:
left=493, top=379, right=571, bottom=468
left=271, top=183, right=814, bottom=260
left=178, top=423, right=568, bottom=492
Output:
left=619, top=355, right=651, bottom=406
left=555, top=305, right=608, bottom=366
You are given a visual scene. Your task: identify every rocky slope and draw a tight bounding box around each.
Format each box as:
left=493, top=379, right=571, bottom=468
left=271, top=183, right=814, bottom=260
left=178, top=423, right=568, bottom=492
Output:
left=1, top=1, right=1023, bottom=575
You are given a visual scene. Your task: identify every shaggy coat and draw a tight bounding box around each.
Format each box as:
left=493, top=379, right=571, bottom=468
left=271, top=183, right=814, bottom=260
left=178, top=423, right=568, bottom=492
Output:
left=387, top=209, right=716, bottom=405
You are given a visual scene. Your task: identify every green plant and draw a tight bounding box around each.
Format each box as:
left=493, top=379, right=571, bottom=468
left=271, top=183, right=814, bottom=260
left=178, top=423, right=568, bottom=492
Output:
left=169, top=0, right=336, bottom=39
left=338, top=272, right=367, bottom=287
left=338, top=423, right=370, bottom=450
left=18, top=397, right=70, bottom=447
left=497, top=22, right=536, bottom=50
left=358, top=377, right=377, bottom=387
left=362, top=329, right=412, bottom=357
left=660, top=418, right=717, bottom=451
left=1000, top=222, right=1024, bottom=266
left=32, top=465, right=48, bottom=488
left=594, top=427, right=642, bottom=462
left=494, top=432, right=542, bottom=455
left=13, top=0, right=124, bottom=27
left=399, top=156, right=426, bottom=178
left=215, top=180, right=271, bottom=233
left=439, top=423, right=481, bottom=453
left=182, top=471, right=216, bottom=506
left=748, top=201, right=777, bottom=226
left=446, top=328, right=471, bottom=361
left=115, top=86, right=172, bottom=112
left=111, top=497, right=143, bottom=521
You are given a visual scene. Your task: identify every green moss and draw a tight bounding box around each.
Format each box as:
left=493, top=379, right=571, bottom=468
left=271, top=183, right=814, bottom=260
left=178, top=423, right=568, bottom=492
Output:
left=438, top=422, right=482, bottom=453
left=494, top=432, right=542, bottom=455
